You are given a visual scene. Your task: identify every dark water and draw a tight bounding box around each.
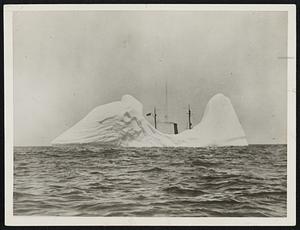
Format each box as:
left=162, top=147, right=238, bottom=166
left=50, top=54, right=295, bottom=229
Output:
left=14, top=145, right=286, bottom=217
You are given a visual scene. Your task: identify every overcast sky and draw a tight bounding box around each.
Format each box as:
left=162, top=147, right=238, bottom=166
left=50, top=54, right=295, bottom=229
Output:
left=13, top=10, right=287, bottom=146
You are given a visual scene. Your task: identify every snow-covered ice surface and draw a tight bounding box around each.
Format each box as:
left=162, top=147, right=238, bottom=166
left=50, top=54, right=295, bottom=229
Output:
left=52, top=94, right=248, bottom=147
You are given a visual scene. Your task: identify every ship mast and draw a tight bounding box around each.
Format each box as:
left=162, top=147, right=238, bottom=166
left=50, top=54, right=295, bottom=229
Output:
left=165, top=79, right=168, bottom=121
left=188, top=104, right=192, bottom=129
left=154, top=107, right=157, bottom=129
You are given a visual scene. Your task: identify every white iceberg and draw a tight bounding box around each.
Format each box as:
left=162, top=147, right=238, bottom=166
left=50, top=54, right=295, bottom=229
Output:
left=52, top=94, right=248, bottom=147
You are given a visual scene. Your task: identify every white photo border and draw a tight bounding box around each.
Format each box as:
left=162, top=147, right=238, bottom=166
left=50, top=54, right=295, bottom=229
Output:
left=4, top=4, right=296, bottom=226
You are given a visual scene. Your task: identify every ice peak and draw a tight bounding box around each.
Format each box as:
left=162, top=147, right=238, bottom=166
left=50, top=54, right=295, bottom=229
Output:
left=208, top=93, right=229, bottom=103
left=121, top=94, right=138, bottom=102
left=121, top=94, right=143, bottom=115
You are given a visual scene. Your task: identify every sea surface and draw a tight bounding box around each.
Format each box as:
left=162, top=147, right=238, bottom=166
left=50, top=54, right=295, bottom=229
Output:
left=14, top=145, right=287, bottom=217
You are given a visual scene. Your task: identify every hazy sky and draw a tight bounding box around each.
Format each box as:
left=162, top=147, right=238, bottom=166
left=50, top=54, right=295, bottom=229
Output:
left=13, top=10, right=287, bottom=146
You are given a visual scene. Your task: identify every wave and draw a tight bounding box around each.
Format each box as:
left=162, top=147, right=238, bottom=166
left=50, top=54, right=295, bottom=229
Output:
left=163, top=186, right=207, bottom=196
left=13, top=145, right=287, bottom=217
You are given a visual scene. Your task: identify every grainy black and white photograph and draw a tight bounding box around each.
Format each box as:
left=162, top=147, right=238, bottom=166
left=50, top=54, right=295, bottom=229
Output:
left=4, top=4, right=296, bottom=226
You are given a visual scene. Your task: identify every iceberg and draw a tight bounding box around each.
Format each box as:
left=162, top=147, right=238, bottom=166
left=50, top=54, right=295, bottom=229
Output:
left=52, top=94, right=248, bottom=147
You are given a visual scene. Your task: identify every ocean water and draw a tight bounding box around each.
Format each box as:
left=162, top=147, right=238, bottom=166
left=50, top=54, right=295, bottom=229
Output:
left=14, top=145, right=287, bottom=217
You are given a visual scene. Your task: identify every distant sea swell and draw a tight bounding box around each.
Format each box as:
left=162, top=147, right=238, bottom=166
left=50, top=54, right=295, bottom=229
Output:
left=14, top=145, right=286, bottom=217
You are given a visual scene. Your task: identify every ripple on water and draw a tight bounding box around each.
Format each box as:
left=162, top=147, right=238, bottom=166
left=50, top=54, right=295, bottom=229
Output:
left=13, top=145, right=287, bottom=217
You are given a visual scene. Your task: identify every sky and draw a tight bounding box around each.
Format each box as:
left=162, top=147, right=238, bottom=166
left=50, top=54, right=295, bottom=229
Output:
left=13, top=10, right=288, bottom=146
